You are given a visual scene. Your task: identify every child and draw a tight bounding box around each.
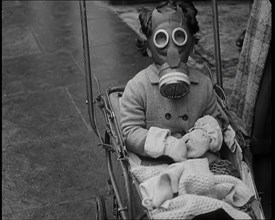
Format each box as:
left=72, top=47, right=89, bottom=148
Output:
left=120, top=0, right=229, bottom=163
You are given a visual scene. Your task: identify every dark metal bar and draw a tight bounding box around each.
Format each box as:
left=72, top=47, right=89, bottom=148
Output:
left=120, top=157, right=133, bottom=219
left=106, top=150, right=128, bottom=219
left=211, top=0, right=223, bottom=88
left=79, top=0, right=100, bottom=137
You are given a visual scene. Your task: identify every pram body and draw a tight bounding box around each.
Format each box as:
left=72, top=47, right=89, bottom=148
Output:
left=95, top=85, right=265, bottom=219
left=78, top=0, right=266, bottom=219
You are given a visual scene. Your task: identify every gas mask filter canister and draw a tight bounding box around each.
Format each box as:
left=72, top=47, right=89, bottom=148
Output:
left=159, top=62, right=190, bottom=99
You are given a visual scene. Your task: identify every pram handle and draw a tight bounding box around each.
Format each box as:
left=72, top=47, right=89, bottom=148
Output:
left=211, top=0, right=223, bottom=88
left=79, top=0, right=102, bottom=139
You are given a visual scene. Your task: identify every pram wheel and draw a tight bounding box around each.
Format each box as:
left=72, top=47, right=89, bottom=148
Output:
left=96, top=195, right=107, bottom=220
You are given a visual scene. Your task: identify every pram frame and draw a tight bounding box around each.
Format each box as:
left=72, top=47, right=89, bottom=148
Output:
left=79, top=1, right=137, bottom=218
left=79, top=0, right=266, bottom=219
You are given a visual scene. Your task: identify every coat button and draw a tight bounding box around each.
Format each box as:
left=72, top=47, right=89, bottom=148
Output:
left=165, top=113, right=171, bottom=120
left=180, top=114, right=188, bottom=121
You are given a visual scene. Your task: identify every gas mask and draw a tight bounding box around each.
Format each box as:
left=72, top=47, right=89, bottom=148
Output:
left=148, top=5, right=194, bottom=99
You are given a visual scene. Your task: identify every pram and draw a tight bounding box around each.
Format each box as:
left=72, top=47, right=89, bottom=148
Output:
left=79, top=0, right=266, bottom=219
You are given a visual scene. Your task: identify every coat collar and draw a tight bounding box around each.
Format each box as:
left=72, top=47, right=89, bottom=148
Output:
left=147, top=63, right=200, bottom=85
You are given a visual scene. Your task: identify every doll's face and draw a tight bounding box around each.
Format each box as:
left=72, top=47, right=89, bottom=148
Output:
left=147, top=7, right=194, bottom=66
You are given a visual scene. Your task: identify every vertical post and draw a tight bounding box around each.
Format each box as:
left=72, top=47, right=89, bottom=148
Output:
left=79, top=0, right=99, bottom=136
left=211, top=0, right=223, bottom=88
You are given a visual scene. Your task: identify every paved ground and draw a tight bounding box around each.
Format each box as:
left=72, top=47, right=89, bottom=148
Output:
left=2, top=1, right=151, bottom=219
left=2, top=1, right=252, bottom=219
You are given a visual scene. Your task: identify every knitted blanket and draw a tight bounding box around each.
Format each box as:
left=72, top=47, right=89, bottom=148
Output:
left=132, top=158, right=254, bottom=219
left=227, top=0, right=272, bottom=137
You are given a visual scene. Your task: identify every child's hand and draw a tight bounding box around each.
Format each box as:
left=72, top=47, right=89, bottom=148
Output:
left=171, top=132, right=183, bottom=139
left=164, top=136, right=187, bottom=162
left=182, top=129, right=209, bottom=158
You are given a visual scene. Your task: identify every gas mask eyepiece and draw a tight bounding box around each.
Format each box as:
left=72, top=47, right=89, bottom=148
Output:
left=172, top=27, right=188, bottom=46
left=153, top=27, right=188, bottom=49
left=153, top=29, right=169, bottom=48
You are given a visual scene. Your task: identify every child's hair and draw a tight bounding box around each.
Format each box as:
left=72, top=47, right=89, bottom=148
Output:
left=136, top=0, right=200, bottom=56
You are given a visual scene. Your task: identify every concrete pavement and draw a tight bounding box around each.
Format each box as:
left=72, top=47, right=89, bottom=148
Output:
left=2, top=1, right=151, bottom=219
